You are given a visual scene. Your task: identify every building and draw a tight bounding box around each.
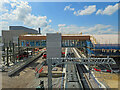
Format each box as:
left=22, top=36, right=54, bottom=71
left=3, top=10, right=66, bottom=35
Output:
left=2, top=26, right=39, bottom=46
left=89, top=34, right=120, bottom=57
left=19, top=34, right=120, bottom=57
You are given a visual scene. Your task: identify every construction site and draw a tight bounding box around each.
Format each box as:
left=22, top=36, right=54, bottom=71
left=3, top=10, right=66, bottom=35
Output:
left=0, top=26, right=119, bottom=89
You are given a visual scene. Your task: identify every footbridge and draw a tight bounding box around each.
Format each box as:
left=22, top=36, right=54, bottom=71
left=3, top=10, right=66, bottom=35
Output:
left=19, top=34, right=92, bottom=48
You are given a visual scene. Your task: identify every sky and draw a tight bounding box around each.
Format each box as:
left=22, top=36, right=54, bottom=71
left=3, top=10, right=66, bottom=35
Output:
left=0, top=0, right=119, bottom=35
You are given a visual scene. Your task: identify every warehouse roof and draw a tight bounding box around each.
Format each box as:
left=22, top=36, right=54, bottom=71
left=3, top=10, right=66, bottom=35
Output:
left=92, top=34, right=118, bottom=44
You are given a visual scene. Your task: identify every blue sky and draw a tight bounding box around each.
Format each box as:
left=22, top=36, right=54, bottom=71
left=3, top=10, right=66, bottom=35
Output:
left=0, top=1, right=119, bottom=35
left=29, top=2, right=118, bottom=29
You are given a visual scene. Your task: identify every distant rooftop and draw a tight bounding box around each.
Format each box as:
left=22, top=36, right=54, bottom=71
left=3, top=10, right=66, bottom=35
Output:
left=22, top=34, right=118, bottom=44
left=92, top=34, right=118, bottom=44
left=62, top=34, right=90, bottom=36
left=22, top=33, right=90, bottom=36
left=9, top=26, right=38, bottom=32
left=23, top=34, right=45, bottom=36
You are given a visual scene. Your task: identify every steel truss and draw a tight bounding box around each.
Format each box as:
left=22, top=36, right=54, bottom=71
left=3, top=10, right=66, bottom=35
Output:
left=47, top=57, right=116, bottom=89
left=48, top=57, right=116, bottom=67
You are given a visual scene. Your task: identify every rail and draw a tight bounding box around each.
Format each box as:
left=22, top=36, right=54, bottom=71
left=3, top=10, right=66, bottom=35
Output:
left=75, top=48, right=105, bottom=88
left=8, top=50, right=45, bottom=76
left=75, top=64, right=83, bottom=88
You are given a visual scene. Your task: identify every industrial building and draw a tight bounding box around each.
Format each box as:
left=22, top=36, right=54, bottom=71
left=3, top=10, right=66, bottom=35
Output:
left=2, top=26, right=39, bottom=46
left=87, top=35, right=120, bottom=56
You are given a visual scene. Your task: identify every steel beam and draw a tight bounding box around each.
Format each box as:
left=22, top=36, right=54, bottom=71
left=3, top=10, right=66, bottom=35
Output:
left=49, top=57, right=116, bottom=68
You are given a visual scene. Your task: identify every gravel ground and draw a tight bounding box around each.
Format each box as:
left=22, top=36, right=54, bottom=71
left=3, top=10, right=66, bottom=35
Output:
left=2, top=57, right=44, bottom=88
left=94, top=71, right=120, bottom=88
left=2, top=57, right=63, bottom=89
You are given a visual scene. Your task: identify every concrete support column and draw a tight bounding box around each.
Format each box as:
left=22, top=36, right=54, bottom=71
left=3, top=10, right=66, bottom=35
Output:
left=12, top=43, right=15, bottom=63
left=6, top=47, right=9, bottom=66
left=39, top=40, right=41, bottom=47
left=9, top=41, right=12, bottom=62
left=48, top=59, right=52, bottom=89
left=28, top=41, right=30, bottom=46
left=68, top=40, right=70, bottom=46
left=19, top=41, right=21, bottom=47
left=34, top=40, right=36, bottom=46
left=80, top=41, right=82, bottom=47
left=64, top=40, right=65, bottom=47
left=47, top=33, right=61, bottom=89
left=24, top=40, right=26, bottom=47
left=27, top=48, right=28, bottom=54
left=18, top=38, right=20, bottom=60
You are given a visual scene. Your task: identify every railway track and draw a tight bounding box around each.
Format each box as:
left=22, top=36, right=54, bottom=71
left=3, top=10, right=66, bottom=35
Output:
left=65, top=48, right=81, bottom=88
left=65, top=61, right=81, bottom=88
left=65, top=48, right=92, bottom=89
left=8, top=49, right=45, bottom=76
left=74, top=48, right=102, bottom=88
left=76, top=64, right=90, bottom=89
left=73, top=48, right=93, bottom=89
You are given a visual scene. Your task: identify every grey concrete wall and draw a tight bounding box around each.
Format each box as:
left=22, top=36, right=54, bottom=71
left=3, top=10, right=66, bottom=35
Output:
left=2, top=30, right=25, bottom=45
left=2, top=26, right=38, bottom=46
left=2, top=31, right=11, bottom=46
left=47, top=33, right=61, bottom=64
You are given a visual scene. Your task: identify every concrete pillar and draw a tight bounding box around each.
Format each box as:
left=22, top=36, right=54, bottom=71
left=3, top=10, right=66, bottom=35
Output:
left=9, top=41, right=12, bottom=62
left=28, top=40, right=30, bottom=46
left=68, top=40, right=70, bottom=47
left=47, top=33, right=61, bottom=64
left=39, top=40, right=41, bottom=47
left=12, top=43, right=15, bottom=63
left=23, top=40, right=25, bottom=47
left=18, top=38, right=20, bottom=60
left=48, top=58, right=52, bottom=89
left=19, top=41, right=21, bottom=47
left=6, top=47, right=9, bottom=66
left=47, top=33, right=62, bottom=89
left=74, top=40, right=76, bottom=47
left=34, top=40, right=36, bottom=46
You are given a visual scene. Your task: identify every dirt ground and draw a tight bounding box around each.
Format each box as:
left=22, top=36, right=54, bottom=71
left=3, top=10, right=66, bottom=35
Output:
left=1, top=48, right=65, bottom=89
left=94, top=71, right=120, bottom=89
left=2, top=57, right=63, bottom=88
left=2, top=56, right=45, bottom=88
left=2, top=63, right=37, bottom=88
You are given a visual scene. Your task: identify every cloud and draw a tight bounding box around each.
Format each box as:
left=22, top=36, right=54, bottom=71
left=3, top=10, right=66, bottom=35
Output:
left=0, top=0, right=9, bottom=3
left=49, top=19, right=52, bottom=23
left=42, top=25, right=55, bottom=34
left=0, top=0, right=10, bottom=12
left=0, top=21, right=9, bottom=35
left=10, top=2, right=17, bottom=8
left=1, top=1, right=32, bottom=23
left=58, top=24, right=66, bottom=27
left=74, top=5, right=96, bottom=16
left=1, top=1, right=52, bottom=33
left=0, top=21, right=9, bottom=29
left=58, top=24, right=117, bottom=34
left=24, top=14, right=48, bottom=28
left=96, top=3, right=119, bottom=15
left=64, top=5, right=75, bottom=11
left=12, top=1, right=32, bottom=21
